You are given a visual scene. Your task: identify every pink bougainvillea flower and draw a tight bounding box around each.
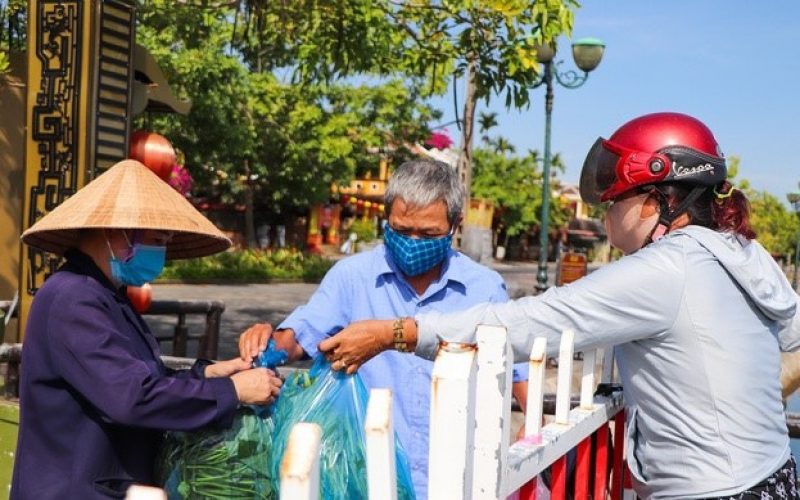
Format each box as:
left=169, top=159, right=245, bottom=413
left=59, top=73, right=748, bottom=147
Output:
left=168, top=163, right=194, bottom=197
left=425, top=131, right=453, bottom=150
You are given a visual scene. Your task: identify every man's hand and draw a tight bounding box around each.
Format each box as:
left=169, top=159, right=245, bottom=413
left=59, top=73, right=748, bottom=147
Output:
left=231, top=367, right=283, bottom=405
left=318, top=320, right=395, bottom=374
left=239, top=323, right=274, bottom=362
left=205, top=357, right=252, bottom=378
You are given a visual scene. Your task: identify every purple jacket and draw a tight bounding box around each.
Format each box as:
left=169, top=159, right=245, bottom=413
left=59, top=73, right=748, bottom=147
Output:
left=11, top=250, right=238, bottom=499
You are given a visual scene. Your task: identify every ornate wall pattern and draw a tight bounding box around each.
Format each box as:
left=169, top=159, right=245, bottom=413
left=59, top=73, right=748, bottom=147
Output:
left=19, top=0, right=135, bottom=338
left=25, top=1, right=84, bottom=297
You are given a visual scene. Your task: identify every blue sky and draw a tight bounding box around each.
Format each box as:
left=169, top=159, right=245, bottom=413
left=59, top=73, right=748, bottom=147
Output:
left=429, top=1, right=800, bottom=206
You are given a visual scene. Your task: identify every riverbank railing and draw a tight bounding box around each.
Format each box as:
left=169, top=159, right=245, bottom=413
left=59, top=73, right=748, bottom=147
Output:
left=144, top=300, right=225, bottom=359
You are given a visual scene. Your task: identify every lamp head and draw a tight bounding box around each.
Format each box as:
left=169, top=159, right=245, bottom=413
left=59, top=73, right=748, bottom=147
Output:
left=534, top=43, right=556, bottom=64
left=572, top=37, right=605, bottom=73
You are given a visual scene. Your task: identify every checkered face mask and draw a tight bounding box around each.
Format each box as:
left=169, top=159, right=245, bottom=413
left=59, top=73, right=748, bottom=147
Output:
left=383, top=224, right=452, bottom=277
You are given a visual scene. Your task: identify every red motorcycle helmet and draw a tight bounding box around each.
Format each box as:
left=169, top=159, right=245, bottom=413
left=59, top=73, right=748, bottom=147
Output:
left=579, top=112, right=727, bottom=204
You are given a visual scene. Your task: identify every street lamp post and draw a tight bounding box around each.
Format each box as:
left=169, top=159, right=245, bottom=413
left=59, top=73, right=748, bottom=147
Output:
left=532, top=38, right=605, bottom=292
left=788, top=192, right=800, bottom=290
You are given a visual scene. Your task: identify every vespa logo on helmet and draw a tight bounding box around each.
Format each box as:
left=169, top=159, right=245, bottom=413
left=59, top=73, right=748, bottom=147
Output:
left=673, top=162, right=715, bottom=178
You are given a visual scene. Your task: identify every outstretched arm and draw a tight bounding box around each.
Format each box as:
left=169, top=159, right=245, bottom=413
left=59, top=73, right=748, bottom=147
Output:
left=319, top=317, right=418, bottom=374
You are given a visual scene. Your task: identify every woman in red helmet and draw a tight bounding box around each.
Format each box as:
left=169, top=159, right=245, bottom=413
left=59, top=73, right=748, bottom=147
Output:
left=320, top=112, right=800, bottom=498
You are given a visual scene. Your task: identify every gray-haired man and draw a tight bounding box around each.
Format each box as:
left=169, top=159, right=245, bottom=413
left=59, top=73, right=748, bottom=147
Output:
left=239, top=159, right=528, bottom=499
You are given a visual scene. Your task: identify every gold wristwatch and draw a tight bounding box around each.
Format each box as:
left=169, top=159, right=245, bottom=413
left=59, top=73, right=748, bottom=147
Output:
left=393, top=317, right=410, bottom=352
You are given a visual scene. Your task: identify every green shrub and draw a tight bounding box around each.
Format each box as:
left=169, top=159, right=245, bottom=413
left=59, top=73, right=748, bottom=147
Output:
left=348, top=218, right=377, bottom=243
left=160, top=249, right=334, bottom=283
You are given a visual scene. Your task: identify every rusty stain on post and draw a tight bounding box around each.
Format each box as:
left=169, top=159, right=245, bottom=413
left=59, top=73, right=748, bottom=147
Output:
left=280, top=423, right=322, bottom=481
left=439, top=340, right=478, bottom=353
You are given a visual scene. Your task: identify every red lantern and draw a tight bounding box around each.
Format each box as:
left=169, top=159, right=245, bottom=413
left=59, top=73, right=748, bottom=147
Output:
left=129, top=130, right=176, bottom=181
left=126, top=283, right=153, bottom=313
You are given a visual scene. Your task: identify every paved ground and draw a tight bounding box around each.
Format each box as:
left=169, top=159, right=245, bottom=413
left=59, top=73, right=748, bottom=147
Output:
left=146, top=259, right=564, bottom=360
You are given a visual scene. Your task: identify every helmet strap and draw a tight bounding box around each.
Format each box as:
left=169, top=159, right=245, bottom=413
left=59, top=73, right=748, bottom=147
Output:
left=645, top=185, right=707, bottom=244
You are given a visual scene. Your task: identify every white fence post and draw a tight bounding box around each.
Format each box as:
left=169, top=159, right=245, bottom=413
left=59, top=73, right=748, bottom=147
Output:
left=428, top=341, right=479, bottom=499
left=524, top=337, right=548, bottom=441
left=472, top=325, right=513, bottom=499
left=125, top=485, right=166, bottom=500
left=279, top=422, right=322, bottom=500
left=365, top=388, right=397, bottom=500
left=580, top=349, right=596, bottom=410
left=555, top=330, right=575, bottom=425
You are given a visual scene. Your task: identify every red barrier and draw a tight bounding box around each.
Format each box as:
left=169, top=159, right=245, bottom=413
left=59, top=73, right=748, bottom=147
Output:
left=550, top=456, right=567, bottom=500
left=574, top=437, right=591, bottom=499
left=519, top=478, right=537, bottom=500
left=611, top=411, right=626, bottom=499
left=593, top=424, right=610, bottom=499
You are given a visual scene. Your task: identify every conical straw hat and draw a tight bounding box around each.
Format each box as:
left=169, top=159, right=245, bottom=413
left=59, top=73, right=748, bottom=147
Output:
left=22, top=159, right=231, bottom=259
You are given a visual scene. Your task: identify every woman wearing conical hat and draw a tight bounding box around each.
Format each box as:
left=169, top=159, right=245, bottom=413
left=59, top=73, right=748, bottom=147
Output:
left=10, top=160, right=282, bottom=499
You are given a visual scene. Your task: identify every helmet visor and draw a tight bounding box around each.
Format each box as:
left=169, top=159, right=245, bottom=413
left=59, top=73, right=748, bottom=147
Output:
left=579, top=138, right=620, bottom=204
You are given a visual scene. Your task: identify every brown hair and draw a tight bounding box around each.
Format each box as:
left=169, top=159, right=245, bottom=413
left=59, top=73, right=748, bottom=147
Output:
left=657, top=181, right=756, bottom=239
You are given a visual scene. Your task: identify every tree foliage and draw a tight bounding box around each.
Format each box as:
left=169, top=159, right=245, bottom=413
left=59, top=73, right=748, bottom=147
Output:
left=726, top=157, right=800, bottom=257
left=0, top=0, right=26, bottom=75
left=376, top=0, right=578, bottom=106
left=230, top=0, right=578, bottom=102
left=471, top=139, right=568, bottom=239
left=137, top=1, right=438, bottom=215
left=231, top=0, right=579, bottom=203
left=748, top=190, right=800, bottom=257
left=2, top=0, right=582, bottom=245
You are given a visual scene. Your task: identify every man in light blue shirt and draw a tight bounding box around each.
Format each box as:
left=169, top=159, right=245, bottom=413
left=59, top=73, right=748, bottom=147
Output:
left=240, top=159, right=528, bottom=500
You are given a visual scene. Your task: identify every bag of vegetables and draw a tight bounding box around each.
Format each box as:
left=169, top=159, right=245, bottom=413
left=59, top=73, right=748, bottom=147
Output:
left=156, top=342, right=286, bottom=499
left=156, top=406, right=275, bottom=499
left=157, top=347, right=415, bottom=499
left=269, top=356, right=416, bottom=499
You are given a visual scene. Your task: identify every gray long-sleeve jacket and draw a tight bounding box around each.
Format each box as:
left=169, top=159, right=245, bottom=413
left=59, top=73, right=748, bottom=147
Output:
left=415, top=225, right=800, bottom=498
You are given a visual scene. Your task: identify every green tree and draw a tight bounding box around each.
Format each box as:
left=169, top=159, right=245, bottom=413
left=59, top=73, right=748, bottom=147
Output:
left=471, top=144, right=567, bottom=244
left=726, top=156, right=799, bottom=257
left=233, top=0, right=579, bottom=200
left=0, top=0, right=26, bottom=75
left=137, top=1, right=438, bottom=246
left=747, top=191, right=800, bottom=257
left=378, top=0, right=578, bottom=202
left=478, top=111, right=499, bottom=143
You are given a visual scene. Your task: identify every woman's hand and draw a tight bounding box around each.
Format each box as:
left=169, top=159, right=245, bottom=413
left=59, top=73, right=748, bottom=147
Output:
left=318, top=319, right=396, bottom=374
left=231, top=368, right=283, bottom=405
left=238, top=323, right=274, bottom=362
left=204, top=357, right=252, bottom=378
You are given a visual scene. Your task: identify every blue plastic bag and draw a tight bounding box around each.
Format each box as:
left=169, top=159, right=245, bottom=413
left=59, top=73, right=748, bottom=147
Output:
left=157, top=342, right=288, bottom=499
left=158, top=349, right=415, bottom=499
left=270, top=356, right=416, bottom=499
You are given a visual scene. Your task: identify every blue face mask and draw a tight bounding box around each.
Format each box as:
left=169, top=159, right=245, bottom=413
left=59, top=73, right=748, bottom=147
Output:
left=107, top=234, right=167, bottom=287
left=383, top=224, right=452, bottom=277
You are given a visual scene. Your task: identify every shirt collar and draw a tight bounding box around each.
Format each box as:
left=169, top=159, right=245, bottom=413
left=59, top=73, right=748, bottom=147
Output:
left=375, top=244, right=468, bottom=289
